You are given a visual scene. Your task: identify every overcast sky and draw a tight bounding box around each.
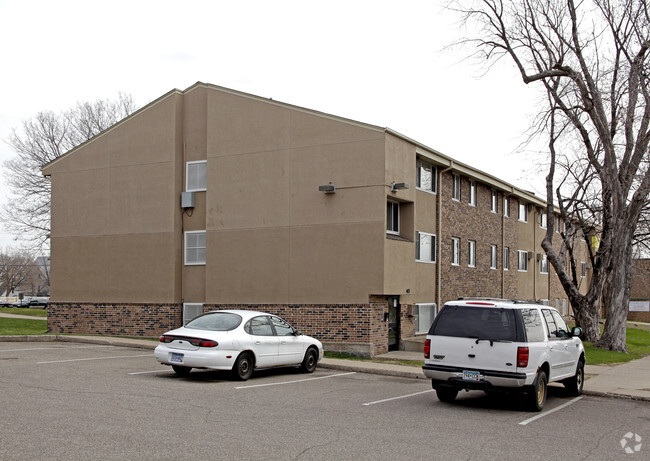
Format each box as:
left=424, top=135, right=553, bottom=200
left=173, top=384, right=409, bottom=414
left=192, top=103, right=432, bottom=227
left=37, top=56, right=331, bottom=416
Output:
left=0, top=0, right=548, bottom=250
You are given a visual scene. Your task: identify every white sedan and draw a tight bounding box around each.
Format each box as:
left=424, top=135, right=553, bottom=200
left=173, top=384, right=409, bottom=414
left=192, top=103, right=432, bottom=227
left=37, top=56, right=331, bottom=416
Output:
left=154, top=310, right=324, bottom=380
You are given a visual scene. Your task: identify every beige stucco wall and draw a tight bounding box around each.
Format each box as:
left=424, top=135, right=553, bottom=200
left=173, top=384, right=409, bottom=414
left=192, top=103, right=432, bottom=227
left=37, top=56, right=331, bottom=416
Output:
left=198, top=88, right=388, bottom=304
left=45, top=92, right=184, bottom=303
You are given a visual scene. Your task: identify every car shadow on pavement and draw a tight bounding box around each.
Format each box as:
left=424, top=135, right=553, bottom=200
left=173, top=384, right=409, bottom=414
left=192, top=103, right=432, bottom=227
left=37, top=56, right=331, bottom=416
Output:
left=156, top=366, right=306, bottom=383
left=438, top=384, right=577, bottom=412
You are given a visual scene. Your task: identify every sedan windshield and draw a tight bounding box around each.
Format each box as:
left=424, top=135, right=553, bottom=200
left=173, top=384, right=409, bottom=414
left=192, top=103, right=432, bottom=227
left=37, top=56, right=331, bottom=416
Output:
left=186, top=312, right=242, bottom=331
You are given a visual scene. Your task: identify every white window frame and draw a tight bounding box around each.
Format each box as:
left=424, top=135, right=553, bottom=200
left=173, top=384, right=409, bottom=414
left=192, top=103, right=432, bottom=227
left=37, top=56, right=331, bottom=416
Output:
left=504, top=247, right=510, bottom=271
left=452, top=174, right=461, bottom=201
left=468, top=240, right=476, bottom=267
left=490, top=244, right=497, bottom=269
left=184, top=231, right=206, bottom=265
left=518, top=250, right=528, bottom=272
left=416, top=159, right=437, bottom=194
left=451, top=237, right=460, bottom=266
left=491, top=190, right=498, bottom=213
left=539, top=254, right=549, bottom=274
left=416, top=231, right=436, bottom=263
left=414, top=303, right=437, bottom=334
left=504, top=196, right=510, bottom=218
left=186, top=160, right=207, bottom=192
left=386, top=201, right=400, bottom=235
left=469, top=181, right=477, bottom=207
left=518, top=201, right=528, bottom=222
left=540, top=210, right=547, bottom=229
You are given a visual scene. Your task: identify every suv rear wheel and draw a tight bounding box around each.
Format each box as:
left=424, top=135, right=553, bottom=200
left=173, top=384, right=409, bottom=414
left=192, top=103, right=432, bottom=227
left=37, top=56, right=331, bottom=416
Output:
left=527, top=370, right=548, bottom=412
left=435, top=387, right=458, bottom=403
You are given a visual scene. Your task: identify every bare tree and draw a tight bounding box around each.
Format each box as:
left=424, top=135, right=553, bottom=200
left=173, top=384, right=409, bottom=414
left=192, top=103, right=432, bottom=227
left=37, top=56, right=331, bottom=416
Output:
left=2, top=93, right=137, bottom=249
left=451, top=0, right=650, bottom=351
left=0, top=251, right=34, bottom=296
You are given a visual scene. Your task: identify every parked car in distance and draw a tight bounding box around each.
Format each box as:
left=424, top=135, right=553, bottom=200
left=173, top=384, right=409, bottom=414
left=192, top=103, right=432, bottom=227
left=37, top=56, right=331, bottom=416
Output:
left=11, top=299, right=31, bottom=308
left=28, top=297, right=49, bottom=308
left=154, top=310, right=324, bottom=380
left=10, top=297, right=49, bottom=308
left=422, top=298, right=585, bottom=411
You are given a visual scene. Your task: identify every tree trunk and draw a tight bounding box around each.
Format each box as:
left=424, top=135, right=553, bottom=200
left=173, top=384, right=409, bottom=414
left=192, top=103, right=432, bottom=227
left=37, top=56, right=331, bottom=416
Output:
left=594, top=237, right=632, bottom=352
left=572, top=297, right=601, bottom=342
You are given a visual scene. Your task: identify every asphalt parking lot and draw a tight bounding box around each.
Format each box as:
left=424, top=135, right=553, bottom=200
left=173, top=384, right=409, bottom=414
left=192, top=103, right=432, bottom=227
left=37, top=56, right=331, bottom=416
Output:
left=1, top=340, right=648, bottom=460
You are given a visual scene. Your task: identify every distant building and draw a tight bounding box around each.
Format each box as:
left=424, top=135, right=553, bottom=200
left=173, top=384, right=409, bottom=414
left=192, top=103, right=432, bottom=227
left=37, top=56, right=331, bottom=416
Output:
left=42, top=83, right=592, bottom=356
left=630, top=259, right=650, bottom=322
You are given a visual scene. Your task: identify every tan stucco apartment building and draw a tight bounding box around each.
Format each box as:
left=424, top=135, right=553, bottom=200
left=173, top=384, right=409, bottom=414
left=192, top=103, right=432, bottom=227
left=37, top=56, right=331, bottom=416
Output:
left=42, top=82, right=591, bottom=356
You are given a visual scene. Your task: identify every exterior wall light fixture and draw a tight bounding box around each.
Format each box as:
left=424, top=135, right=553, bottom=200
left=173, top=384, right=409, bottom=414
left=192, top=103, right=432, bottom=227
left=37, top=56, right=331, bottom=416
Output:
left=390, top=182, right=410, bottom=192
left=318, top=183, right=336, bottom=194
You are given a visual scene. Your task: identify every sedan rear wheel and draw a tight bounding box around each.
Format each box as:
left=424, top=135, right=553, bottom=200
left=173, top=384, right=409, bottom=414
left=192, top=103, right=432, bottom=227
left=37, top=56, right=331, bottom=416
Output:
left=172, top=365, right=191, bottom=377
left=232, top=352, right=254, bottom=381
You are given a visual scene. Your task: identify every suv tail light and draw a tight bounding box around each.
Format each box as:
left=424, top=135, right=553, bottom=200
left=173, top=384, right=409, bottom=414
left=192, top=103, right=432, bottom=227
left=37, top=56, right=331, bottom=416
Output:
left=517, top=346, right=529, bottom=367
left=424, top=339, right=431, bottom=359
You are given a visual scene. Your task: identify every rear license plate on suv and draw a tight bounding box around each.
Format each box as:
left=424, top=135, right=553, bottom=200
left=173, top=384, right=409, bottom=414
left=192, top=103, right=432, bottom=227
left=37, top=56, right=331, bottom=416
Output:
left=170, top=353, right=184, bottom=363
left=463, top=370, right=481, bottom=381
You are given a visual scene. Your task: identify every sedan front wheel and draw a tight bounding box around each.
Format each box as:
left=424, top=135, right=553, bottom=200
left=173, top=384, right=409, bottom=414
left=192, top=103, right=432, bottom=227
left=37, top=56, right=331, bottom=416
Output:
left=301, top=348, right=318, bottom=373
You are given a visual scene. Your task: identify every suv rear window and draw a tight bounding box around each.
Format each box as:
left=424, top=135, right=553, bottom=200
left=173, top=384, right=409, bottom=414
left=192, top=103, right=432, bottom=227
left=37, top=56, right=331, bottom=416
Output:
left=430, top=305, right=517, bottom=341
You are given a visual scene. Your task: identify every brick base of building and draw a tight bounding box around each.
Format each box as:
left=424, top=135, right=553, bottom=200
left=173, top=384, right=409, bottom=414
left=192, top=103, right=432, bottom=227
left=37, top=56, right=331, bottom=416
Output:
left=47, top=295, right=396, bottom=357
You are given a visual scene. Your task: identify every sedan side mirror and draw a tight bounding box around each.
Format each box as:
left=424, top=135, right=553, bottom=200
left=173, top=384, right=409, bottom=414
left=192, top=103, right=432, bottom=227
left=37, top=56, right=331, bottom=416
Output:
left=293, top=330, right=303, bottom=336
left=571, top=326, right=582, bottom=337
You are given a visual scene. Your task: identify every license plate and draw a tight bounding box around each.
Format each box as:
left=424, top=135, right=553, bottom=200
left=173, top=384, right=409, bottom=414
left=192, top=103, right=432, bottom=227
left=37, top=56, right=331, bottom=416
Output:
left=463, top=370, right=481, bottom=381
left=170, top=353, right=184, bottom=364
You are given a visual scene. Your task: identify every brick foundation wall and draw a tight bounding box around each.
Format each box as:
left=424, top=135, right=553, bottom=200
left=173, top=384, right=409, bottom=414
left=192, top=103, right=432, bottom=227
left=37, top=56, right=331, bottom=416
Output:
left=47, top=296, right=393, bottom=356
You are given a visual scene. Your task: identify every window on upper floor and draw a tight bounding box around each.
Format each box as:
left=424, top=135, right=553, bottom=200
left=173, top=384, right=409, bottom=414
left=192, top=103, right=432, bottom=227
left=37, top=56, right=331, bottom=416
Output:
left=539, top=254, right=549, bottom=274
left=468, top=240, right=476, bottom=267
left=518, top=250, right=528, bottom=271
left=518, top=200, right=528, bottom=222
left=469, top=181, right=477, bottom=207
left=416, top=231, right=436, bottom=263
left=386, top=201, right=400, bottom=235
left=185, top=230, right=206, bottom=265
left=452, top=174, right=461, bottom=201
left=451, top=237, right=460, bottom=266
left=540, top=210, right=547, bottom=229
left=491, top=190, right=498, bottom=213
left=504, top=196, right=511, bottom=217
left=416, top=159, right=437, bottom=193
left=490, top=244, right=497, bottom=269
left=504, top=247, right=510, bottom=271
left=186, top=161, right=207, bottom=192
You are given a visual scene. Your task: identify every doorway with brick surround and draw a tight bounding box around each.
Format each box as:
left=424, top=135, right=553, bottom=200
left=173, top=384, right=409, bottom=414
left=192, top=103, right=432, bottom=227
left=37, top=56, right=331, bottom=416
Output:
left=387, top=296, right=400, bottom=351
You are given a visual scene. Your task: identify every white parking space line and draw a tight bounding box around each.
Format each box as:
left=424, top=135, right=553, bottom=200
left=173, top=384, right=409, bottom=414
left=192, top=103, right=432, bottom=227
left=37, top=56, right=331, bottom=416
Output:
left=362, top=389, right=434, bottom=406
left=128, top=370, right=169, bottom=375
left=235, top=371, right=356, bottom=389
left=37, top=354, right=151, bottom=364
left=519, top=396, right=584, bottom=426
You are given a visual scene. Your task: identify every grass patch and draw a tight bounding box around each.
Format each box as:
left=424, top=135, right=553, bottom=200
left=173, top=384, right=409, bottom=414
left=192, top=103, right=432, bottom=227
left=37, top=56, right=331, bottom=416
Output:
left=0, top=307, right=47, bottom=317
left=584, top=327, right=650, bottom=365
left=0, top=317, right=48, bottom=335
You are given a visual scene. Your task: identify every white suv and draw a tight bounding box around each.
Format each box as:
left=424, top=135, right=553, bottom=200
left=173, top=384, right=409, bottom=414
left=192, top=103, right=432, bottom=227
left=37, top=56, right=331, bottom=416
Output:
left=422, top=298, right=585, bottom=411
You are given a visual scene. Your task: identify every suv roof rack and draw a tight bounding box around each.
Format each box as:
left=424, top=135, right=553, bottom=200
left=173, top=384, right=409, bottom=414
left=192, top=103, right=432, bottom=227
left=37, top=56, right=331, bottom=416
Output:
left=456, top=297, right=545, bottom=305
